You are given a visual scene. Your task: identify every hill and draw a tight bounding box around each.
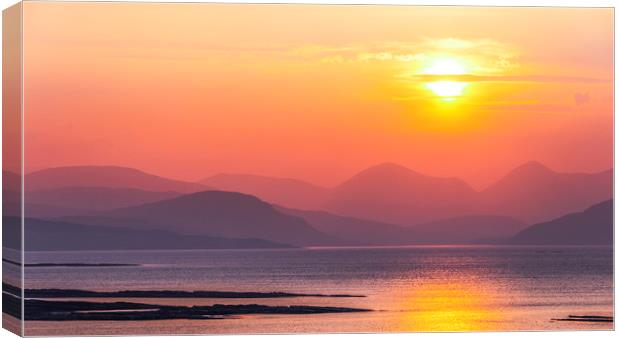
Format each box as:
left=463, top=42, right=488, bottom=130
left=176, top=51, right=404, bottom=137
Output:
left=26, top=166, right=207, bottom=193
left=480, top=161, right=612, bottom=223
left=325, top=162, right=478, bottom=224
left=412, top=215, right=526, bottom=244
left=26, top=187, right=180, bottom=212
left=505, top=199, right=613, bottom=245
left=11, top=217, right=291, bottom=251
left=91, top=191, right=338, bottom=246
left=202, top=173, right=328, bottom=210
left=280, top=207, right=524, bottom=245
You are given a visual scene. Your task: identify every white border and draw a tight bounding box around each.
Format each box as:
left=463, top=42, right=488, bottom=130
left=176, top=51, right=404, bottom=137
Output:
left=0, top=1, right=616, bottom=338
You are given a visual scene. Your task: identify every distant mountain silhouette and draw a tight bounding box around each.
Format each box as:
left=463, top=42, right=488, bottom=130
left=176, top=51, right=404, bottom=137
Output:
left=26, top=166, right=208, bottom=193
left=279, top=207, right=418, bottom=245
left=280, top=207, right=524, bottom=245
left=26, top=187, right=180, bottom=212
left=324, top=163, right=478, bottom=224
left=24, top=203, right=89, bottom=218
left=8, top=217, right=291, bottom=251
left=55, top=215, right=162, bottom=230
left=411, top=215, right=526, bottom=244
left=3, top=171, right=22, bottom=250
left=3, top=171, right=21, bottom=217
left=89, top=191, right=337, bottom=246
left=202, top=173, right=328, bottom=210
left=3, top=170, right=20, bottom=192
left=19, top=162, right=612, bottom=247
left=480, top=161, right=612, bottom=223
left=505, top=199, right=613, bottom=245
left=323, top=161, right=611, bottom=225
left=3, top=215, right=21, bottom=251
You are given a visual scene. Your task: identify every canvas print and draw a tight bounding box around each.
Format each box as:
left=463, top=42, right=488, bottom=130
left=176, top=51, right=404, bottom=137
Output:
left=2, top=2, right=614, bottom=336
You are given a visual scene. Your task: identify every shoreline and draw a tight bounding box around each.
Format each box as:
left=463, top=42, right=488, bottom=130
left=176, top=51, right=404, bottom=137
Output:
left=3, top=292, right=371, bottom=322
left=4, top=283, right=365, bottom=299
left=16, top=244, right=614, bottom=255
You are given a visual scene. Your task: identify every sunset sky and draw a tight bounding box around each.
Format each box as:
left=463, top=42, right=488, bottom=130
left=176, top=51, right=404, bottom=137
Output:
left=23, top=3, right=613, bottom=189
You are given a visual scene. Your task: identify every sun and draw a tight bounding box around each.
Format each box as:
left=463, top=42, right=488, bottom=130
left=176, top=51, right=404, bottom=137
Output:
left=423, top=59, right=467, bottom=76
left=421, top=58, right=469, bottom=100
left=425, top=81, right=467, bottom=97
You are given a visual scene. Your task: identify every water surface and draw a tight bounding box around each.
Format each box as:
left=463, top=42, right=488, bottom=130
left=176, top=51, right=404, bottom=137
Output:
left=22, top=246, right=613, bottom=335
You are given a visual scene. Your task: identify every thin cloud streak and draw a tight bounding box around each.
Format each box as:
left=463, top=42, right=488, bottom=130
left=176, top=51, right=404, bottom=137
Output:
left=406, top=74, right=610, bottom=84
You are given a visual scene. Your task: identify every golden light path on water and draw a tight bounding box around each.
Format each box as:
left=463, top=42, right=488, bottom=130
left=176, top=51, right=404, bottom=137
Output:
left=393, top=273, right=506, bottom=332
left=20, top=246, right=613, bottom=335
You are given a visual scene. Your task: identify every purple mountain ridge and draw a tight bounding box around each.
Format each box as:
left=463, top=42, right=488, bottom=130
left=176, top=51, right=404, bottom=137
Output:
left=87, top=190, right=338, bottom=247
left=10, top=217, right=292, bottom=251
left=15, top=162, right=612, bottom=248
left=202, top=173, right=329, bottom=210
left=505, top=199, right=613, bottom=245
left=26, top=165, right=208, bottom=193
left=324, top=162, right=479, bottom=225
left=26, top=187, right=180, bottom=212
left=479, top=161, right=612, bottom=223
left=279, top=207, right=525, bottom=245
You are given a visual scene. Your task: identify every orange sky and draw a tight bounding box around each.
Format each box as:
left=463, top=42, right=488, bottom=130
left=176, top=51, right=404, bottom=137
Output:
left=22, top=3, right=613, bottom=189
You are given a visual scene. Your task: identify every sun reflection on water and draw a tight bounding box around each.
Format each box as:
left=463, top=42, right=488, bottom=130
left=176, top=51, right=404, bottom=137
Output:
left=396, top=275, right=505, bottom=332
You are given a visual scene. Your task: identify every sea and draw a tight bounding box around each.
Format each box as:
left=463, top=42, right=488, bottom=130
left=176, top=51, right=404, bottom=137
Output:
left=10, top=245, right=614, bottom=335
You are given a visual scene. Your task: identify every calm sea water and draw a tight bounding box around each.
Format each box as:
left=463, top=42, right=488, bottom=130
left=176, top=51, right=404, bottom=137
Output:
left=21, top=246, right=613, bottom=335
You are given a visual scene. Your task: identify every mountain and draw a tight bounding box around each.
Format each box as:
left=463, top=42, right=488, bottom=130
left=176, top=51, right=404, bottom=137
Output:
left=89, top=191, right=337, bottom=246
left=280, top=207, right=524, bottom=245
left=3, top=216, right=21, bottom=251
left=324, top=163, right=478, bottom=225
left=10, top=217, right=291, bottom=251
left=3, top=170, right=21, bottom=192
left=24, top=203, right=89, bottom=218
left=18, top=162, right=612, bottom=246
left=25, top=166, right=208, bottom=193
left=25, top=187, right=180, bottom=212
left=199, top=162, right=612, bottom=227
left=279, top=207, right=418, bottom=245
left=505, top=199, right=613, bottom=245
left=480, top=161, right=612, bottom=223
left=411, top=215, right=526, bottom=244
left=201, top=173, right=329, bottom=210
left=3, top=171, right=21, bottom=217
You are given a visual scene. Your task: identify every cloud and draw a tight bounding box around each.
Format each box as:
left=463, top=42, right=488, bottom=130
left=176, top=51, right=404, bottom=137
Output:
left=406, top=74, right=609, bottom=84
left=290, top=38, right=519, bottom=74
left=288, top=38, right=613, bottom=87
left=355, top=51, right=425, bottom=63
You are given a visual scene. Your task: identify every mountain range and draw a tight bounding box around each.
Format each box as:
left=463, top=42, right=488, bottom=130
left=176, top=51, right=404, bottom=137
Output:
left=203, top=161, right=611, bottom=225
left=504, top=199, right=613, bottom=245
left=65, top=191, right=337, bottom=247
left=324, top=163, right=478, bottom=225
left=25, top=166, right=208, bottom=193
left=202, top=173, right=328, bottom=210
left=280, top=207, right=526, bottom=245
left=7, top=161, right=613, bottom=250
left=26, top=187, right=180, bottom=212
left=5, top=216, right=290, bottom=251
left=478, top=161, right=613, bottom=223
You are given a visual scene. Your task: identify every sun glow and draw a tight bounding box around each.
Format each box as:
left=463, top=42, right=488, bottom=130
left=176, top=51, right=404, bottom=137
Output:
left=425, top=81, right=468, bottom=98
left=423, top=59, right=467, bottom=75
left=422, top=58, right=469, bottom=100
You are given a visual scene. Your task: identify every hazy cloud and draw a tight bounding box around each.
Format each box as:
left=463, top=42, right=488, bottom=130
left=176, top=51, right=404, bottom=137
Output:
left=291, top=38, right=519, bottom=74
left=407, top=74, right=609, bottom=84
